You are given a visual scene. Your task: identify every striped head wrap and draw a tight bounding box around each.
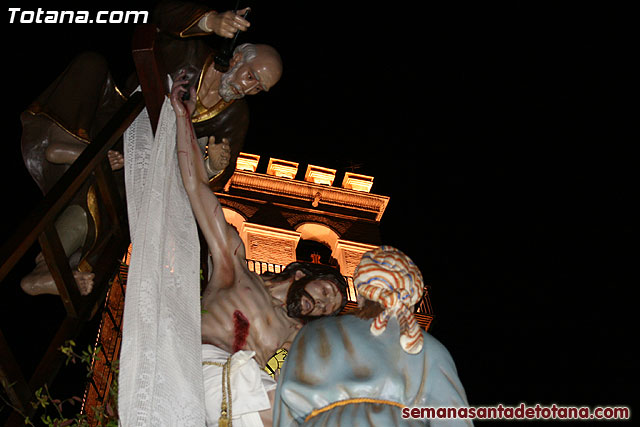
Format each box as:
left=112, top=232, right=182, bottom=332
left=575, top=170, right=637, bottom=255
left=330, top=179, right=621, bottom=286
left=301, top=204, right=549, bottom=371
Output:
left=353, top=245, right=424, bottom=354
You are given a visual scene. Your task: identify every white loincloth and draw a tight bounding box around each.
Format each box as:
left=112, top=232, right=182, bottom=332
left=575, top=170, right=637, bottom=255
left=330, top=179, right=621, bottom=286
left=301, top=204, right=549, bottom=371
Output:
left=202, top=344, right=276, bottom=427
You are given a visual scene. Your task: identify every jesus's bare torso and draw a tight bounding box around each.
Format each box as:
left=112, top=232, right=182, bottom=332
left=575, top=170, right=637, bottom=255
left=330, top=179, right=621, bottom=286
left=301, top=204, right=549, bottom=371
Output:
left=171, top=73, right=299, bottom=369
left=200, top=255, right=300, bottom=368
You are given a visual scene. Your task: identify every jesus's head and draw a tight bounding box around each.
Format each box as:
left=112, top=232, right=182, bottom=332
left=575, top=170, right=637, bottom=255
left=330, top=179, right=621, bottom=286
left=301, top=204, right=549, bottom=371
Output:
left=264, top=262, right=348, bottom=323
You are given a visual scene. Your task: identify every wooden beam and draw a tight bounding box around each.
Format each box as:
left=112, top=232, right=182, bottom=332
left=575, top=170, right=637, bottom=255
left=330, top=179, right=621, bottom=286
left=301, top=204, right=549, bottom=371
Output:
left=94, top=159, right=127, bottom=242
left=132, top=23, right=168, bottom=134
left=0, top=329, right=31, bottom=414
left=38, top=225, right=83, bottom=318
left=80, top=233, right=129, bottom=321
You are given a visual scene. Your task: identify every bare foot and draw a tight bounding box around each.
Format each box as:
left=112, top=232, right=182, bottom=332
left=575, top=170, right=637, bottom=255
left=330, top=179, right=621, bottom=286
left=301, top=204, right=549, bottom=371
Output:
left=20, top=253, right=94, bottom=296
left=208, top=138, right=231, bottom=173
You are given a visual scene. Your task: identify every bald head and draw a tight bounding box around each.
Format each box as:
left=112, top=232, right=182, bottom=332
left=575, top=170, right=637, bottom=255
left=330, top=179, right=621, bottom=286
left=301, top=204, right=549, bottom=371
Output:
left=219, top=43, right=282, bottom=101
left=241, top=44, right=283, bottom=84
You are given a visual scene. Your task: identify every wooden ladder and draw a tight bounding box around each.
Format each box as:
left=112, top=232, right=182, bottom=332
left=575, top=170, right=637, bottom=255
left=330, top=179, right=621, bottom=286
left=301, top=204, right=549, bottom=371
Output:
left=0, top=23, right=166, bottom=426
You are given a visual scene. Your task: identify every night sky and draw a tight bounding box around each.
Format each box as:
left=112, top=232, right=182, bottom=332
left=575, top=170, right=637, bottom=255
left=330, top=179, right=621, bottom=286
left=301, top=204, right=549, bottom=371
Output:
left=2, top=1, right=635, bottom=423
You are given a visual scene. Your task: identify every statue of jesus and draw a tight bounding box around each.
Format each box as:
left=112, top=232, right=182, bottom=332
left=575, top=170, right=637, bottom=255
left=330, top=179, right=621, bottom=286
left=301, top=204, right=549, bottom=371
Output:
left=170, top=72, right=348, bottom=426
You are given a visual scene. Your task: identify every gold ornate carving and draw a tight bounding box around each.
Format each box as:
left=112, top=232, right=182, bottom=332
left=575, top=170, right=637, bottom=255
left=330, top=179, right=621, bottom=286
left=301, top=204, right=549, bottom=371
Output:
left=228, top=171, right=389, bottom=221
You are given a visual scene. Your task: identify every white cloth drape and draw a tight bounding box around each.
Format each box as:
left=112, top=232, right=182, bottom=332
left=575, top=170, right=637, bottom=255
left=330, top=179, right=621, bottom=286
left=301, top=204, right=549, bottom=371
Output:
left=202, top=344, right=276, bottom=426
left=119, top=93, right=206, bottom=426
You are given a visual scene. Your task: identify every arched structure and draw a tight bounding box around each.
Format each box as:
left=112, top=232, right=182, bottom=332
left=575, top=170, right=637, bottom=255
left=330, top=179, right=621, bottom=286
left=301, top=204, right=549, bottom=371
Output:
left=215, top=154, right=387, bottom=280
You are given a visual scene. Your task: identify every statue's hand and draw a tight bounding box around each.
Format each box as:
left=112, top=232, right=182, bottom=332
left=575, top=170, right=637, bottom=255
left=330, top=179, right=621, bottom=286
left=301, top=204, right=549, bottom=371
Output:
left=108, top=150, right=124, bottom=171
left=205, top=8, right=250, bottom=38
left=170, top=71, right=196, bottom=118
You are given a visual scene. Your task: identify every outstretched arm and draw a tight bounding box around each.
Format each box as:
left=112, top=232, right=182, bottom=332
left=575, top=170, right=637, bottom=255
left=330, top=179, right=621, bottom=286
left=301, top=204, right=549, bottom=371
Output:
left=170, top=73, right=244, bottom=288
left=153, top=1, right=250, bottom=38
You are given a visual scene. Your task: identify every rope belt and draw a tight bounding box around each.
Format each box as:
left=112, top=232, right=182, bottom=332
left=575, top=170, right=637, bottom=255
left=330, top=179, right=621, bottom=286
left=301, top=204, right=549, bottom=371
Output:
left=203, top=357, right=233, bottom=427
left=304, top=397, right=405, bottom=422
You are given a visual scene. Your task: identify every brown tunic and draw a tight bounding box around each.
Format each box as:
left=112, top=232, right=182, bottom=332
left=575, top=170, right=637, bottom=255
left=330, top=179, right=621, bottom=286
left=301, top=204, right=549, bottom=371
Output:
left=149, top=0, right=250, bottom=191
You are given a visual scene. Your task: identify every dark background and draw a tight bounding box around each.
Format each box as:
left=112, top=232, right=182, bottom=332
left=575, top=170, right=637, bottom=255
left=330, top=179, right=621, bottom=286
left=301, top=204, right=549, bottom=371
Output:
left=2, top=1, right=635, bottom=424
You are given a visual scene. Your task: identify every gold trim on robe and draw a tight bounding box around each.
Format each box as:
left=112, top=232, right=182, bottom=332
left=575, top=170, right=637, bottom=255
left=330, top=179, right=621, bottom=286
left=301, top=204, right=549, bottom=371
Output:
left=113, top=84, right=129, bottom=102
left=179, top=11, right=216, bottom=38
left=192, top=98, right=234, bottom=124
left=25, top=104, right=91, bottom=145
left=305, top=398, right=405, bottom=422
left=191, top=55, right=235, bottom=124
left=25, top=79, right=127, bottom=145
left=78, top=184, right=100, bottom=273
